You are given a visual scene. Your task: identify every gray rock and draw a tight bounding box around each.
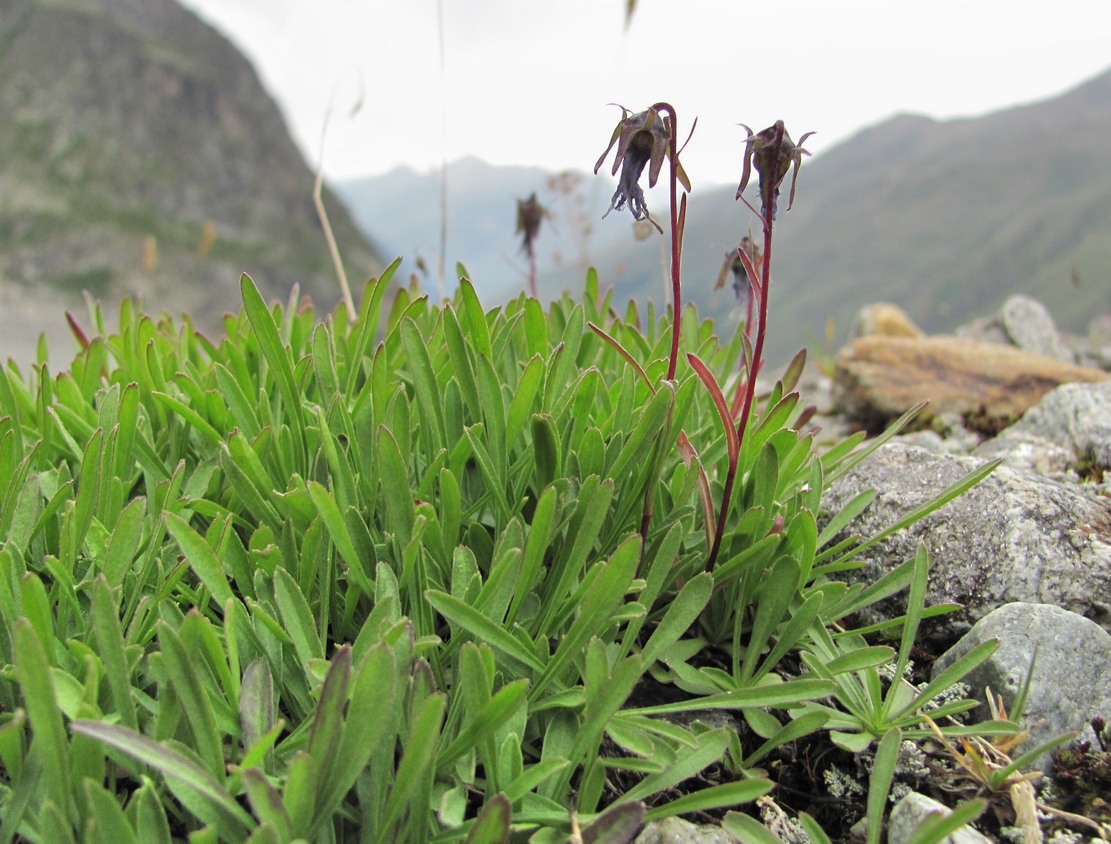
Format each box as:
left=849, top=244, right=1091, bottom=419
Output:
left=955, top=315, right=1011, bottom=346
left=887, top=792, right=992, bottom=844
left=974, top=432, right=1076, bottom=482
left=956, top=295, right=1074, bottom=363
left=634, top=817, right=737, bottom=844
left=821, top=443, right=1111, bottom=639
left=932, top=603, right=1111, bottom=771
left=992, top=381, right=1111, bottom=470
left=999, top=295, right=1075, bottom=362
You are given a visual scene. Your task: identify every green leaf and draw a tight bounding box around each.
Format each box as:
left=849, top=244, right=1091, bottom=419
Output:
left=72, top=721, right=254, bottom=832
left=437, top=679, right=529, bottom=769
left=621, top=727, right=731, bottom=803
left=163, top=511, right=234, bottom=607
left=381, top=692, right=447, bottom=835
left=464, top=793, right=511, bottom=844
left=158, top=620, right=224, bottom=779
left=101, top=496, right=146, bottom=589
left=905, top=799, right=986, bottom=844
left=316, top=642, right=398, bottom=824
left=242, top=770, right=294, bottom=841
left=134, top=782, right=173, bottom=844
left=91, top=576, right=138, bottom=730
left=866, top=727, right=901, bottom=844
left=240, top=274, right=304, bottom=442
left=895, top=639, right=997, bottom=720
left=744, top=710, right=829, bottom=767
left=721, top=809, right=782, bottom=844
left=639, top=572, right=712, bottom=667
left=458, top=278, right=492, bottom=360
left=400, top=317, right=447, bottom=453
left=823, top=646, right=895, bottom=676
left=272, top=566, right=323, bottom=663
left=425, top=590, right=544, bottom=671
left=308, top=645, right=351, bottom=786
left=13, top=619, right=71, bottom=811
left=83, top=779, right=138, bottom=844
left=307, top=479, right=375, bottom=596
left=505, top=355, right=545, bottom=445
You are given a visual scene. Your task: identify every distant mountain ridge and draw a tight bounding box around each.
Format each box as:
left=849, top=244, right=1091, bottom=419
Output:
left=340, top=69, right=1111, bottom=366
left=557, top=66, right=1111, bottom=363
left=0, top=0, right=384, bottom=361
left=336, top=156, right=635, bottom=301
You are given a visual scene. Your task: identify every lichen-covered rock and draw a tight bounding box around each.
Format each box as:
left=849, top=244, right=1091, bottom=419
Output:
left=831, top=336, right=1107, bottom=431
left=976, top=380, right=1111, bottom=478
left=887, top=792, right=992, bottom=844
left=956, top=294, right=1074, bottom=362
left=932, top=603, right=1111, bottom=771
left=634, top=817, right=738, bottom=844
left=821, top=442, right=1111, bottom=639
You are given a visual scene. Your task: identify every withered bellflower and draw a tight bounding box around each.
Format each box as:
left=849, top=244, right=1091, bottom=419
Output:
left=594, top=106, right=674, bottom=234
left=736, top=120, right=815, bottom=220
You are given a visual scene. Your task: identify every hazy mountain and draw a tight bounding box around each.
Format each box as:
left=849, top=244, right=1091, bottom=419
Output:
left=340, top=68, right=1111, bottom=368
left=336, top=156, right=644, bottom=301
left=550, top=67, right=1111, bottom=364
left=0, top=0, right=384, bottom=363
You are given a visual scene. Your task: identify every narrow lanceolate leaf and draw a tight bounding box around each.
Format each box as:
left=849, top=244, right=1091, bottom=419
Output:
left=308, top=646, right=351, bottom=780
left=866, top=728, right=902, bottom=844
left=687, top=353, right=738, bottom=465
left=239, top=658, right=274, bottom=756
left=425, top=590, right=544, bottom=671
left=588, top=322, right=654, bottom=392
left=315, top=642, right=397, bottom=825
left=158, top=620, right=224, bottom=780
left=240, top=274, right=302, bottom=428
left=381, top=692, right=447, bottom=834
left=399, top=317, right=446, bottom=452
left=676, top=431, right=715, bottom=553
left=464, top=793, right=511, bottom=844
left=163, top=511, right=234, bottom=606
left=91, top=576, right=138, bottom=730
left=646, top=778, right=772, bottom=823
left=71, top=721, right=254, bottom=832
left=13, top=620, right=70, bottom=806
left=272, top=566, right=323, bottom=663
left=83, top=780, right=139, bottom=844
left=436, top=679, right=529, bottom=768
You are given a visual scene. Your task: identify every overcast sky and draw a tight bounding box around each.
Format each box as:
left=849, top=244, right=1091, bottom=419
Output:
left=177, top=0, right=1110, bottom=187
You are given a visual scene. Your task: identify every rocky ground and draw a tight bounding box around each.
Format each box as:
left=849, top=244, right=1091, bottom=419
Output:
left=641, top=295, right=1111, bottom=843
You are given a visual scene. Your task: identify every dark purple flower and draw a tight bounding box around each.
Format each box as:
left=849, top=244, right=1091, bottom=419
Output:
left=594, top=106, right=675, bottom=233
left=515, top=192, right=548, bottom=255
left=736, top=120, right=815, bottom=220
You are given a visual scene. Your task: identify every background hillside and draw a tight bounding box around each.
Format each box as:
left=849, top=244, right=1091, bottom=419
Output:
left=550, top=68, right=1111, bottom=363
left=339, top=68, right=1111, bottom=366
left=0, top=0, right=384, bottom=363
left=335, top=156, right=630, bottom=302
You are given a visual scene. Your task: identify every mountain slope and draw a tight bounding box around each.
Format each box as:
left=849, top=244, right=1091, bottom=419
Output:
left=0, top=0, right=384, bottom=360
left=547, top=67, right=1111, bottom=364
left=336, top=156, right=627, bottom=301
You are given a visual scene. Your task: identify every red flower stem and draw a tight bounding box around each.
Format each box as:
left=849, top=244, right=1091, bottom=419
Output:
left=737, top=213, right=772, bottom=447
left=707, top=456, right=735, bottom=569
left=651, top=102, right=682, bottom=382
left=527, top=242, right=538, bottom=298
left=710, top=209, right=773, bottom=570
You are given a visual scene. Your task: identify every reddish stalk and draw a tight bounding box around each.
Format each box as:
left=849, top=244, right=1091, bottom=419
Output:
left=650, top=102, right=683, bottom=382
